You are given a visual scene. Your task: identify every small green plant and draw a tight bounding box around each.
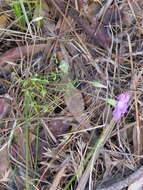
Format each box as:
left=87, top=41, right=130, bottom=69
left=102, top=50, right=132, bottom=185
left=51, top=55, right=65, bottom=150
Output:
left=10, top=0, right=42, bottom=30
left=18, top=73, right=59, bottom=189
left=18, top=73, right=64, bottom=117
left=11, top=1, right=24, bottom=26
left=63, top=80, right=75, bottom=93
left=10, top=1, right=32, bottom=27
left=19, top=74, right=49, bottom=114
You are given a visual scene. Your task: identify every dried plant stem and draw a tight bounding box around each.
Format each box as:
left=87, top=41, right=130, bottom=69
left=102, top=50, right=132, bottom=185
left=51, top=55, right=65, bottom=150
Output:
left=127, top=33, right=141, bottom=159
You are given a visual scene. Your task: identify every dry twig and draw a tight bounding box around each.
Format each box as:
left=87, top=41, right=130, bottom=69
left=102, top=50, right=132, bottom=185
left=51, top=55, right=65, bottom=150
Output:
left=96, top=166, right=143, bottom=190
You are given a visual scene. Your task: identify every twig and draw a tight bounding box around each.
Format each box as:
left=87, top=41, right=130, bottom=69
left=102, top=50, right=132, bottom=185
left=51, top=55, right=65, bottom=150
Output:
left=96, top=0, right=113, bottom=19
left=95, top=166, right=143, bottom=190
left=127, top=33, right=141, bottom=159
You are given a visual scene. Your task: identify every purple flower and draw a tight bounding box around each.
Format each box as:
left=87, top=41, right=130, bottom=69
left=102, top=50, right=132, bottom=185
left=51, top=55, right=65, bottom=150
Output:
left=113, top=92, right=130, bottom=120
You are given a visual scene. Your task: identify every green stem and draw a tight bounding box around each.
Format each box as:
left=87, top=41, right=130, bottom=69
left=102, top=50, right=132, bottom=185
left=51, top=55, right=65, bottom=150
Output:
left=19, top=0, right=32, bottom=32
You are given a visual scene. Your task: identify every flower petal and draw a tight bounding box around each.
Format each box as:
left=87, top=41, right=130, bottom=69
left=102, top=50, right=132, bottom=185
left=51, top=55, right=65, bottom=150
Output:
left=112, top=92, right=130, bottom=120
left=113, top=108, right=122, bottom=120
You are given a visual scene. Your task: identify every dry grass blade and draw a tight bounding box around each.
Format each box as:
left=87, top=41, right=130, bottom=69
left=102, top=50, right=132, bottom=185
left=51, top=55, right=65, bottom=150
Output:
left=127, top=33, right=142, bottom=159
left=96, top=0, right=113, bottom=19
left=49, top=159, right=69, bottom=190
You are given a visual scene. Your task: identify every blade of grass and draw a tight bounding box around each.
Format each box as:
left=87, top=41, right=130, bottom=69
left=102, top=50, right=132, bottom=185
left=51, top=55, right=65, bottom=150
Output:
left=11, top=2, right=24, bottom=26
left=23, top=91, right=34, bottom=190
left=19, top=0, right=32, bottom=33
left=23, top=95, right=30, bottom=190
left=34, top=125, right=40, bottom=173
left=35, top=0, right=42, bottom=29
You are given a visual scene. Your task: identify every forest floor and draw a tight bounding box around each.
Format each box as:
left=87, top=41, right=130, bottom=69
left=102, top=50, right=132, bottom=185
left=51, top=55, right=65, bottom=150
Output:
left=0, top=0, right=143, bottom=190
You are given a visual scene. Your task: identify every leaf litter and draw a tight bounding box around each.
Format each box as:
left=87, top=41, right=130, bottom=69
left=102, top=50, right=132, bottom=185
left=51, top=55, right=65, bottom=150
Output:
left=0, top=0, right=143, bottom=190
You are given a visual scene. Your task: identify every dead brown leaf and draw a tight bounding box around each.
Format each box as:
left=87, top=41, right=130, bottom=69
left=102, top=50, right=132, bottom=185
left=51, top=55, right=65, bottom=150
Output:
left=87, top=6, right=124, bottom=48
left=0, top=9, right=9, bottom=29
left=57, top=44, right=87, bottom=125
left=49, top=0, right=111, bottom=48
left=0, top=146, right=10, bottom=181
left=0, top=43, right=47, bottom=66
left=48, top=119, right=71, bottom=136
left=64, top=87, right=85, bottom=123
left=102, top=8, right=124, bottom=26
left=33, top=0, right=56, bottom=36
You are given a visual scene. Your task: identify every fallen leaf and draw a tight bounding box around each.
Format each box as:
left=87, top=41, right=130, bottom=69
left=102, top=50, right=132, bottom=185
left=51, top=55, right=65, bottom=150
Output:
left=48, top=119, right=71, bottom=136
left=87, top=8, right=124, bottom=48
left=102, top=8, right=124, bottom=26
left=49, top=0, right=111, bottom=48
left=0, top=98, right=10, bottom=119
left=0, top=9, right=9, bottom=29
left=0, top=43, right=47, bottom=66
left=0, top=145, right=10, bottom=180
left=64, top=87, right=85, bottom=123
left=91, top=19, right=111, bottom=48
left=33, top=0, right=56, bottom=36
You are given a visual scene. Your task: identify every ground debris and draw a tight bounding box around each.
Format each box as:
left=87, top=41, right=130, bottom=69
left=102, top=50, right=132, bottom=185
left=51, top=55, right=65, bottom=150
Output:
left=0, top=0, right=143, bottom=189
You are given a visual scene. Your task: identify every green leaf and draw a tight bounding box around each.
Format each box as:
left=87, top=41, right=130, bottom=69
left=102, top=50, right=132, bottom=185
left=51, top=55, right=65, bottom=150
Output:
left=89, top=81, right=107, bottom=88
left=105, top=98, right=116, bottom=106
left=59, top=60, right=69, bottom=74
